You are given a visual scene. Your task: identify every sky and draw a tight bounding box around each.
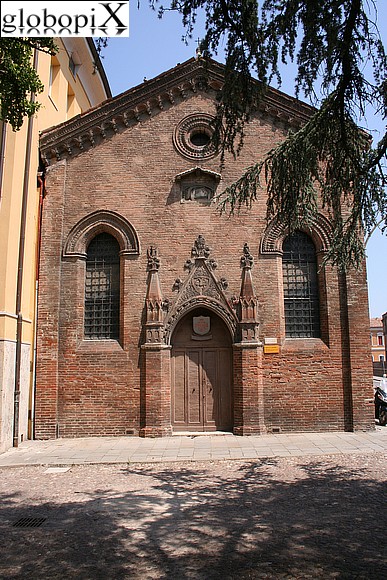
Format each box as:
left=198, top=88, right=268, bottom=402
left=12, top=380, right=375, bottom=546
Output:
left=100, top=2, right=387, bottom=319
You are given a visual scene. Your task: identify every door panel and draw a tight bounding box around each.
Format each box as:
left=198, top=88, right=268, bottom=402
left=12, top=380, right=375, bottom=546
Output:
left=202, top=349, right=217, bottom=426
left=218, top=349, right=232, bottom=429
left=173, top=351, right=186, bottom=424
left=187, top=350, right=201, bottom=424
left=171, top=310, right=233, bottom=432
left=172, top=346, right=232, bottom=431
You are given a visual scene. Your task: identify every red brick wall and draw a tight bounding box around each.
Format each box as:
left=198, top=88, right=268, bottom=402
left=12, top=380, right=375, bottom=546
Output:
left=233, top=344, right=265, bottom=435
left=35, top=91, right=374, bottom=438
left=35, top=161, right=66, bottom=439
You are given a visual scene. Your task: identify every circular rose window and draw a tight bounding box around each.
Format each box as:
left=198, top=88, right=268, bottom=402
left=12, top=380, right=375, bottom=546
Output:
left=173, top=114, right=219, bottom=160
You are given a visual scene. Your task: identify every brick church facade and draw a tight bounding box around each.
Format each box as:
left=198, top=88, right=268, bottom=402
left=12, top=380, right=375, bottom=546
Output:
left=35, top=57, right=374, bottom=439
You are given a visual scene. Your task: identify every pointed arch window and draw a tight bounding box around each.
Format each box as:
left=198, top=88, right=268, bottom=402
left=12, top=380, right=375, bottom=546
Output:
left=282, top=231, right=320, bottom=338
left=85, top=233, right=120, bottom=339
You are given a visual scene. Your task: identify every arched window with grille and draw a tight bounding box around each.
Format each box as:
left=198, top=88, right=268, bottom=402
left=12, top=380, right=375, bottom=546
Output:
left=282, top=231, right=320, bottom=338
left=84, top=233, right=120, bottom=339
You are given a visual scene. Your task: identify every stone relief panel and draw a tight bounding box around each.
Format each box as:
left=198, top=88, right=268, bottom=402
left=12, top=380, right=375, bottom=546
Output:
left=174, top=166, right=221, bottom=206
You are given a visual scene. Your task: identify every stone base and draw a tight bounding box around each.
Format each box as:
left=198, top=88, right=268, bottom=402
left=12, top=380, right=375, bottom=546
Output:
left=139, top=425, right=173, bottom=438
left=233, top=425, right=267, bottom=436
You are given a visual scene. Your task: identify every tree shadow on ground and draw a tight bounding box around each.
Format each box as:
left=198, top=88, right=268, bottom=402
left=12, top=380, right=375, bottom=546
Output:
left=0, top=457, right=386, bottom=579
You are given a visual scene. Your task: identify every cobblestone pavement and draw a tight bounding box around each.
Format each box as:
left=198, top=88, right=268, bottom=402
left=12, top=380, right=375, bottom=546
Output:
left=0, top=430, right=386, bottom=579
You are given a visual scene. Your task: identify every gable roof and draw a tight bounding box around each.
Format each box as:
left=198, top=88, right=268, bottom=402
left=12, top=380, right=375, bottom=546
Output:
left=40, top=56, right=315, bottom=166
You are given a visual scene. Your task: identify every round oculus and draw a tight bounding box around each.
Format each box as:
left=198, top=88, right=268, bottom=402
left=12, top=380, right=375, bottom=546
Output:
left=173, top=114, right=219, bottom=160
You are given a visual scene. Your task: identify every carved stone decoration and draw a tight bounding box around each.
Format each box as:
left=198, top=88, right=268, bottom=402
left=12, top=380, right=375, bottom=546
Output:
left=180, top=264, right=221, bottom=301
left=192, top=234, right=211, bottom=259
left=195, top=76, right=209, bottom=91
left=147, top=246, right=160, bottom=272
left=167, top=90, right=175, bottom=104
left=175, top=166, right=221, bottom=205
left=193, top=315, right=211, bottom=336
left=63, top=210, right=140, bottom=259
left=192, top=266, right=211, bottom=294
left=164, top=235, right=237, bottom=344
left=172, top=278, right=183, bottom=292
left=260, top=214, right=332, bottom=255
left=144, top=246, right=167, bottom=344
left=40, top=58, right=314, bottom=166
left=241, top=243, right=254, bottom=269
left=237, top=243, right=260, bottom=343
left=184, top=259, right=195, bottom=273
left=173, top=113, right=220, bottom=160
left=182, top=185, right=214, bottom=202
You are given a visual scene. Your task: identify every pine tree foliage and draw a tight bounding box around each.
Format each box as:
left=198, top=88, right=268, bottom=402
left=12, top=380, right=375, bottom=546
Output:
left=152, top=0, right=387, bottom=269
left=0, top=39, right=57, bottom=131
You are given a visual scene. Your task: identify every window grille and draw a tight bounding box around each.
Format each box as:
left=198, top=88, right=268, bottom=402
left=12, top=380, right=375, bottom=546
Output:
left=85, top=233, right=120, bottom=339
left=282, top=231, right=320, bottom=338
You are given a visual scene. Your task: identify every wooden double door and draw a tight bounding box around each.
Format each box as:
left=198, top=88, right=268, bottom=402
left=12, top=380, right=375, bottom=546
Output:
left=171, top=310, right=233, bottom=432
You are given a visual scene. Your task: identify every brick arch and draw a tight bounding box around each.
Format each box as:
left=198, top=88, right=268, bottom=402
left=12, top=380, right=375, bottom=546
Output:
left=260, top=214, right=332, bottom=256
left=63, top=210, right=140, bottom=259
left=164, top=297, right=238, bottom=346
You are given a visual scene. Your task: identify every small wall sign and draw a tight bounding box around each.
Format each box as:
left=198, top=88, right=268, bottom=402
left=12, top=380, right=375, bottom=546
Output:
left=264, top=344, right=280, bottom=354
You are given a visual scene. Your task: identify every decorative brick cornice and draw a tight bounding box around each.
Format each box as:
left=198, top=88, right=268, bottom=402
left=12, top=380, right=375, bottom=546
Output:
left=260, top=214, right=332, bottom=256
left=40, top=57, right=315, bottom=166
left=174, top=166, right=221, bottom=182
left=63, top=210, right=140, bottom=258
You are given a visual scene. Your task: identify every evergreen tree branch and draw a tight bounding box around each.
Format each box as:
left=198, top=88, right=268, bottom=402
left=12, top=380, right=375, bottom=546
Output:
left=154, top=0, right=387, bottom=269
left=0, top=39, right=58, bottom=131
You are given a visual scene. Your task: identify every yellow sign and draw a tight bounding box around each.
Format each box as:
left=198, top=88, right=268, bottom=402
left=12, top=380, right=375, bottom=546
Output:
left=264, top=344, right=280, bottom=354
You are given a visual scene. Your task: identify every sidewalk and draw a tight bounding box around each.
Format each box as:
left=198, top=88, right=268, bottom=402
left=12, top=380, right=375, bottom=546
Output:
left=1, top=426, right=386, bottom=467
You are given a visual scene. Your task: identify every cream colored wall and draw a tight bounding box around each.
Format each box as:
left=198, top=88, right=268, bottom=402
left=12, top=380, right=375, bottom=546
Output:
left=37, top=38, right=107, bottom=132
left=370, top=325, right=385, bottom=363
left=0, top=38, right=110, bottom=450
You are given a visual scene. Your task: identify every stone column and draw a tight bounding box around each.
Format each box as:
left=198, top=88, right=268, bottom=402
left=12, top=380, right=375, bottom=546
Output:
left=139, top=247, right=172, bottom=437
left=233, top=243, right=266, bottom=435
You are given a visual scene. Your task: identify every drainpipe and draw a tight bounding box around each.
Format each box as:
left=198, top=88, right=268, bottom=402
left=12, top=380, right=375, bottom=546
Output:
left=28, top=170, right=45, bottom=440
left=0, top=121, right=7, bottom=202
left=13, top=48, right=39, bottom=447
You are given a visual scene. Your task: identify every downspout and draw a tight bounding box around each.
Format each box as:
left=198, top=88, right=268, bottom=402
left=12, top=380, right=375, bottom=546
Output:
left=13, top=48, right=39, bottom=447
left=28, top=169, right=45, bottom=440
left=0, top=121, right=7, bottom=202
